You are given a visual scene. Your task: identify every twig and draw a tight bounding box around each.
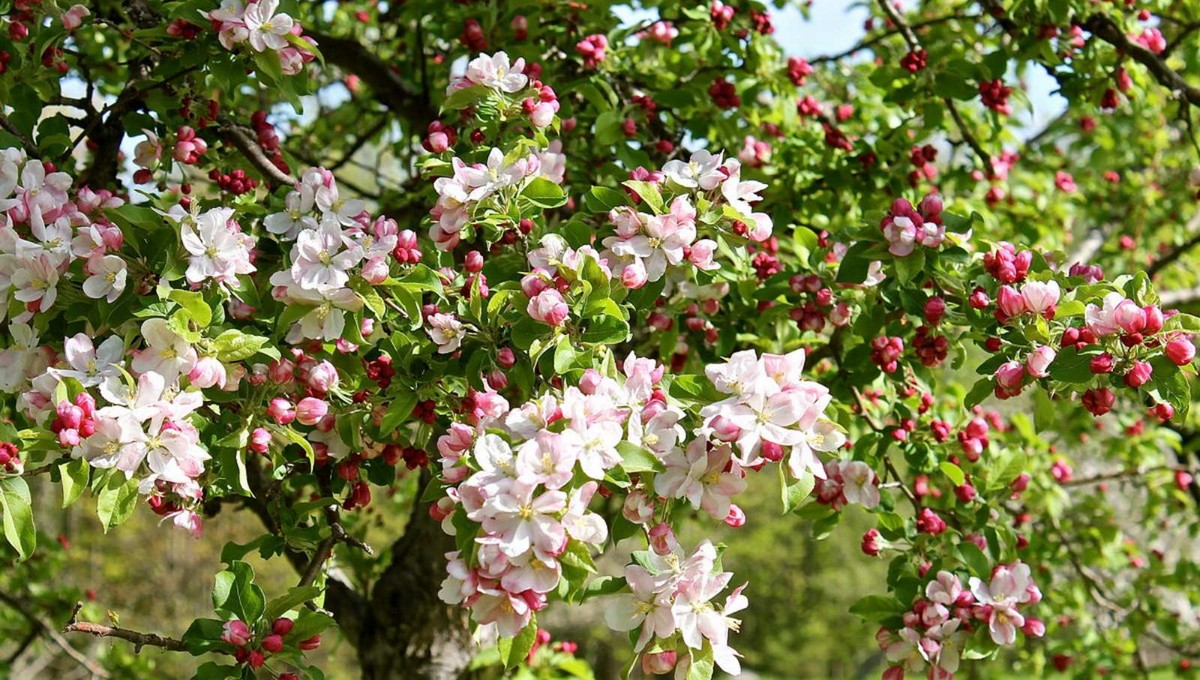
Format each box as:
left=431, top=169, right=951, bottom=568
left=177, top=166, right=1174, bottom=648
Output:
left=63, top=602, right=187, bottom=654
left=1060, top=464, right=1195, bottom=487
left=1147, top=211, right=1200, bottom=277
left=0, top=592, right=110, bottom=678
left=219, top=123, right=297, bottom=186
left=0, top=113, right=41, bottom=159
left=1083, top=14, right=1200, bottom=108
left=809, top=12, right=978, bottom=64
left=874, top=0, right=991, bottom=167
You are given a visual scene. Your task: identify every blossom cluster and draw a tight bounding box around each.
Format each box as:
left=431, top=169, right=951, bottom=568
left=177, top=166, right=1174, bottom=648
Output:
left=429, top=146, right=565, bottom=251
left=265, top=168, right=394, bottom=343
left=700, top=349, right=845, bottom=483
left=203, top=0, right=317, bottom=75
left=878, top=565, right=1042, bottom=679
left=434, top=348, right=846, bottom=675
left=0, top=149, right=126, bottom=322
left=880, top=195, right=946, bottom=257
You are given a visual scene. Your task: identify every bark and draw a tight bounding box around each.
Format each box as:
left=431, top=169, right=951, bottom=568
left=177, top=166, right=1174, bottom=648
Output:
left=354, top=480, right=472, bottom=680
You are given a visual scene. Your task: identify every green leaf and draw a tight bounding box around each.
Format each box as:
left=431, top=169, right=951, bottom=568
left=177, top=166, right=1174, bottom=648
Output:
left=964, top=377, right=994, bottom=408
left=379, top=391, right=419, bottom=435
left=523, top=177, right=568, bottom=209
left=621, top=180, right=666, bottom=214
left=553, top=335, right=578, bottom=373
left=579, top=314, right=629, bottom=345
left=939, top=461, right=966, bottom=486
left=265, top=586, right=322, bottom=620
left=958, top=540, right=991, bottom=578
left=668, top=374, right=726, bottom=404
left=617, top=441, right=662, bottom=474
left=849, top=594, right=907, bottom=623
left=60, top=458, right=90, bottom=508
left=836, top=242, right=874, bottom=284
left=894, top=248, right=925, bottom=284
left=1047, top=346, right=1100, bottom=384
left=0, top=477, right=36, bottom=560
left=504, top=616, right=538, bottom=669
left=212, top=329, right=270, bottom=362
left=168, top=289, right=213, bottom=328
left=442, top=84, right=491, bottom=112
left=212, top=561, right=266, bottom=623
left=271, top=425, right=315, bottom=468
left=782, top=469, right=817, bottom=514
left=583, top=186, right=628, bottom=213
left=96, top=474, right=140, bottom=532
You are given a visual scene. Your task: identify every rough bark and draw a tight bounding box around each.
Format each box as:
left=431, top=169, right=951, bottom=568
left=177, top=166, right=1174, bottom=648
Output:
left=355, top=479, right=472, bottom=680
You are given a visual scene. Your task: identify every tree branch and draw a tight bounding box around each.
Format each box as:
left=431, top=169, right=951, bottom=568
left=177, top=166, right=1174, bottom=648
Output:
left=63, top=602, right=186, bottom=654
left=0, top=592, right=110, bottom=678
left=219, top=123, right=297, bottom=186
left=0, top=113, right=41, bottom=159
left=873, top=0, right=991, bottom=167
left=1147, top=210, right=1200, bottom=277
left=1083, top=14, right=1200, bottom=108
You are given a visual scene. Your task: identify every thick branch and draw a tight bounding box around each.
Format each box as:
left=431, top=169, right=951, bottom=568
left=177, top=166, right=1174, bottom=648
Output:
left=1083, top=14, right=1200, bottom=107
left=63, top=603, right=186, bottom=654
left=0, top=592, right=110, bottom=677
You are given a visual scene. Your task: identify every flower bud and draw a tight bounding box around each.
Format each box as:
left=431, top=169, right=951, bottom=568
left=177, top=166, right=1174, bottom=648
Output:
left=642, top=650, right=678, bottom=675
left=1123, top=360, right=1152, bottom=388
left=1025, top=346, right=1056, bottom=378
left=1166, top=338, right=1196, bottom=366
left=648, top=523, right=678, bottom=555
left=267, top=398, right=295, bottom=425
left=261, top=634, right=284, bottom=654
left=307, top=360, right=339, bottom=393
left=188, top=356, right=227, bottom=389
left=249, top=427, right=271, bottom=455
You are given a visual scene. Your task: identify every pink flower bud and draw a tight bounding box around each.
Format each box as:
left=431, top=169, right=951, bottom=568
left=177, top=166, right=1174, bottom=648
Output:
left=924, top=296, right=946, bottom=324
left=361, top=256, right=390, bottom=284
left=307, top=360, right=339, bottom=393
left=642, top=650, right=678, bottom=675
left=57, top=401, right=83, bottom=430
left=249, top=427, right=271, bottom=454
left=1022, top=618, right=1046, bottom=637
left=527, top=289, right=569, bottom=326
left=261, top=634, right=284, bottom=653
left=188, top=357, right=227, bottom=389
left=861, top=528, right=884, bottom=556
left=298, top=635, right=321, bottom=651
left=916, top=508, right=947, bottom=534
left=1113, top=300, right=1147, bottom=334
left=1025, top=345, right=1056, bottom=378
left=1166, top=338, right=1196, bottom=366
left=995, top=360, right=1025, bottom=390
left=222, top=620, right=251, bottom=647
left=723, top=503, right=746, bottom=527
left=1011, top=473, right=1031, bottom=493
left=1082, top=387, right=1115, bottom=416
left=648, top=522, right=678, bottom=555
left=1090, top=352, right=1114, bottom=374
left=996, top=285, right=1026, bottom=319
left=497, top=347, right=516, bottom=368
left=1124, top=360, right=1152, bottom=388
left=267, top=398, right=295, bottom=425
left=295, top=397, right=329, bottom=426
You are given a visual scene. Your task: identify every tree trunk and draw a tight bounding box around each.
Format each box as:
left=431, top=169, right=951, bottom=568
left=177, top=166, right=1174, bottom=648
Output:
left=354, top=485, right=473, bottom=680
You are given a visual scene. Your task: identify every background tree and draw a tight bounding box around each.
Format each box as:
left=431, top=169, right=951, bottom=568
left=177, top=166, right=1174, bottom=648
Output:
left=2, top=1, right=1200, bottom=679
